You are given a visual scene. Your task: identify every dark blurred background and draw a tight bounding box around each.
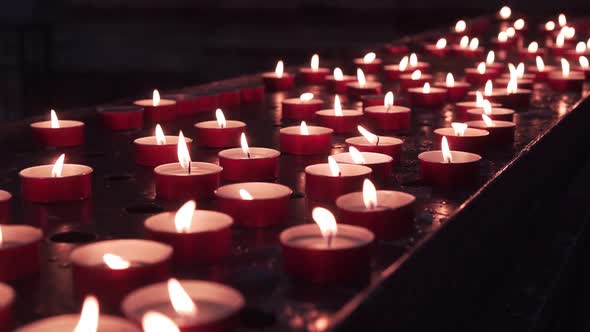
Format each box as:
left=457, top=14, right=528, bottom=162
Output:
left=0, top=1, right=589, bottom=119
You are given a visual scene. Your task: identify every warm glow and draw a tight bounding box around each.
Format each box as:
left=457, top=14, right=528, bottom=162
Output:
left=333, top=67, right=344, bottom=81
left=384, top=91, right=394, bottom=107
left=240, top=133, right=250, bottom=157
left=363, top=52, right=376, bottom=63
left=484, top=80, right=493, bottom=96
left=51, top=154, right=65, bottom=178
left=459, top=36, right=469, bottom=48
left=411, top=70, right=421, bottom=80
left=558, top=13, right=567, bottom=27
left=477, top=62, right=486, bottom=74
left=300, top=121, right=310, bottom=135
left=174, top=200, right=195, bottom=233
left=155, top=124, right=167, bottom=145
left=506, top=27, right=516, bottom=38
left=177, top=131, right=191, bottom=170
left=422, top=82, right=431, bottom=94
left=528, top=41, right=539, bottom=53
left=545, top=21, right=555, bottom=31
left=441, top=137, right=453, bottom=163
left=152, top=90, right=160, bottom=107
left=349, top=146, right=366, bottom=164
left=536, top=56, right=545, bottom=71
left=0, top=227, right=3, bottom=245
left=576, top=42, right=587, bottom=53
left=328, top=156, right=340, bottom=177
left=103, top=254, right=130, bottom=270
left=564, top=27, right=575, bottom=39
left=275, top=60, right=284, bottom=78
left=588, top=38, right=590, bottom=48
left=482, top=114, right=495, bottom=127
left=483, top=100, right=493, bottom=115
left=514, top=18, right=525, bottom=30
left=312, top=207, right=338, bottom=245
left=358, top=125, right=378, bottom=145
left=168, top=278, right=197, bottom=317
left=516, top=62, right=525, bottom=78
left=436, top=38, right=447, bottom=49
left=455, top=20, right=466, bottom=33
left=334, top=95, right=343, bottom=116
left=499, top=6, right=511, bottom=19
left=451, top=122, right=468, bottom=136
left=469, top=38, right=479, bottom=50
left=215, top=109, right=226, bottom=128
left=580, top=56, right=589, bottom=69
left=475, top=91, right=484, bottom=107
left=507, top=74, right=518, bottom=94
left=362, top=179, right=378, bottom=210
left=299, top=93, right=314, bottom=102
left=561, top=58, right=570, bottom=77
left=239, top=189, right=254, bottom=200
left=356, top=68, right=366, bottom=87
left=399, top=56, right=409, bottom=71
left=486, top=50, right=495, bottom=64
left=409, top=53, right=418, bottom=67
left=498, top=31, right=508, bottom=42
left=73, top=296, right=99, bottom=332
left=446, top=73, right=455, bottom=87
left=556, top=34, right=565, bottom=47
left=50, top=109, right=60, bottom=128
left=311, top=54, right=319, bottom=71
left=142, top=312, right=180, bottom=332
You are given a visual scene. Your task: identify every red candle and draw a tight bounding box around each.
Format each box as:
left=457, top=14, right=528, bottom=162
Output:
left=399, top=70, right=432, bottom=90
left=424, top=38, right=450, bottom=56
left=122, top=279, right=244, bottom=332
left=336, top=179, right=415, bottom=240
left=218, top=134, right=280, bottom=182
left=20, top=154, right=92, bottom=203
left=135, top=125, right=193, bottom=166
left=98, top=105, right=144, bottom=131
left=31, top=109, right=84, bottom=147
left=352, top=52, right=382, bottom=74
left=215, top=182, right=292, bottom=227
left=346, top=69, right=382, bottom=99
left=455, top=92, right=500, bottom=114
left=547, top=34, right=570, bottom=57
left=576, top=56, right=590, bottom=80
left=495, top=77, right=533, bottom=89
left=332, top=147, right=393, bottom=184
left=262, top=60, right=295, bottom=91
left=316, top=95, right=363, bottom=134
left=483, top=51, right=505, bottom=74
left=435, top=73, right=470, bottom=102
left=280, top=208, right=374, bottom=283
left=418, top=137, right=481, bottom=187
left=469, top=80, right=531, bottom=108
left=564, top=42, right=590, bottom=60
left=281, top=93, right=324, bottom=121
left=464, top=62, right=501, bottom=85
left=528, top=57, right=557, bottom=82
left=408, top=83, right=447, bottom=108
left=145, top=201, right=232, bottom=265
left=280, top=122, right=333, bottom=155
left=490, top=31, right=515, bottom=50
left=325, top=67, right=356, bottom=93
left=518, top=41, right=545, bottom=59
left=466, top=115, right=516, bottom=145
left=451, top=36, right=484, bottom=57
left=0, top=283, right=14, bottom=332
left=0, top=225, right=41, bottom=282
left=547, top=59, right=585, bottom=92
left=466, top=101, right=515, bottom=121
left=194, top=109, right=246, bottom=148
left=345, top=126, right=404, bottom=163
left=383, top=55, right=429, bottom=81
left=433, top=123, right=490, bottom=154
left=71, top=239, right=172, bottom=308
left=364, top=92, right=411, bottom=131
left=305, top=157, right=372, bottom=203
left=299, top=54, right=330, bottom=84
left=0, top=191, right=11, bottom=224
left=134, top=90, right=177, bottom=123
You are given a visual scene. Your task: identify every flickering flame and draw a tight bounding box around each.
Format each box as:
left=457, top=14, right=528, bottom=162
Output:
left=528, top=42, right=539, bottom=53
left=436, top=38, right=447, bottom=49
left=556, top=34, right=565, bottom=47
left=484, top=80, right=493, bottom=96
left=409, top=53, right=418, bottom=67
left=545, top=21, right=555, bottom=31
left=51, top=154, right=65, bottom=178
left=363, top=52, right=376, bottom=63
left=564, top=26, right=575, bottom=39
left=50, top=109, right=60, bottom=128
left=477, top=62, right=486, bottom=74
left=239, top=189, right=254, bottom=200
left=422, top=82, right=431, bottom=93
left=486, top=50, right=495, bottom=64
left=357, top=68, right=366, bottom=88
left=498, top=31, right=508, bottom=42
left=508, top=63, right=516, bottom=76
left=155, top=124, right=167, bottom=145
left=328, top=156, right=340, bottom=177
left=349, top=146, right=366, bottom=164
left=441, top=137, right=453, bottom=163
left=177, top=131, right=191, bottom=170
left=459, top=36, right=469, bottom=48
left=384, top=91, right=394, bottom=107
left=333, top=67, right=344, bottom=81
left=300, top=121, right=309, bottom=135
left=311, top=54, right=319, bottom=71
left=300, top=93, right=314, bottom=102
left=142, top=312, right=180, bottom=332
left=475, top=91, right=484, bottom=107
left=536, top=56, right=545, bottom=71
left=358, top=125, right=379, bottom=145
left=576, top=42, right=586, bottom=53
left=580, top=56, right=589, bottom=69
left=215, top=109, right=226, bottom=128
left=312, top=207, right=337, bottom=246
left=168, top=278, right=197, bottom=317
left=469, top=38, right=479, bottom=50
left=451, top=122, right=468, bottom=136
left=516, top=62, right=525, bottom=78
left=558, top=13, right=567, bottom=27
left=483, top=100, right=493, bottom=115
left=174, top=200, right=195, bottom=233
left=588, top=38, right=590, bottom=48
left=411, top=70, right=421, bottom=80
left=506, top=27, right=516, bottom=38
left=334, top=95, right=343, bottom=116
left=455, top=20, right=466, bottom=33
left=399, top=56, right=409, bottom=71
left=561, top=58, right=570, bottom=77
left=514, top=18, right=525, bottom=30
left=362, top=179, right=378, bottom=210
left=73, top=296, right=99, bottom=332
left=499, top=6, right=511, bottom=19
left=0, top=227, right=3, bottom=245
left=152, top=90, right=161, bottom=107
left=275, top=60, right=284, bottom=78
left=446, top=73, right=455, bottom=87
left=482, top=114, right=495, bottom=127
left=507, top=74, right=518, bottom=94
left=240, top=133, right=250, bottom=157
left=103, top=254, right=130, bottom=270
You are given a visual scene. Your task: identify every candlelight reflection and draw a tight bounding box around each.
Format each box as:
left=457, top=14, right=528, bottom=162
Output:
left=436, top=38, right=447, bottom=49
left=358, top=125, right=379, bottom=145
left=311, top=54, right=319, bottom=71
left=446, top=73, right=455, bottom=87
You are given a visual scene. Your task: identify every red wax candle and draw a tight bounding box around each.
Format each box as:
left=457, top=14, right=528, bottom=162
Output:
left=332, top=149, right=393, bottom=184
left=31, top=110, right=84, bottom=147
left=528, top=64, right=557, bottom=82
left=0, top=225, right=42, bottom=282
left=565, top=49, right=590, bottom=61
left=215, top=182, right=292, bottom=228
left=299, top=54, right=330, bottom=84
left=281, top=93, right=324, bottom=121
left=464, top=64, right=501, bottom=85
left=384, top=43, right=410, bottom=54
left=262, top=60, right=295, bottom=91
left=399, top=71, right=432, bottom=90
left=325, top=68, right=356, bottom=93
left=408, top=84, right=446, bottom=107
left=424, top=38, right=450, bottom=56
left=135, top=128, right=193, bottom=166
left=466, top=106, right=515, bottom=121
left=316, top=96, right=363, bottom=134
left=353, top=52, right=382, bottom=74
left=451, top=42, right=484, bottom=57
left=346, top=68, right=382, bottom=99
left=547, top=71, right=585, bottom=92
left=0, top=283, right=14, bottom=332
left=98, top=105, right=144, bottom=131
left=518, top=42, right=545, bottom=59
left=547, top=41, right=570, bottom=57
left=20, top=155, right=92, bottom=203
left=495, top=77, right=534, bottom=89
left=145, top=203, right=232, bottom=265
left=364, top=103, right=411, bottom=131
left=345, top=132, right=403, bottom=164
left=0, top=191, right=11, bottom=224
left=361, top=93, right=403, bottom=109
left=418, top=148, right=481, bottom=187
left=155, top=162, right=222, bottom=200
left=466, top=118, right=516, bottom=145
left=194, top=109, right=246, bottom=148
left=490, top=34, right=516, bottom=50
left=433, top=127, right=490, bottom=154
left=455, top=100, right=501, bottom=115
left=280, top=123, right=333, bottom=155
left=305, top=160, right=372, bottom=203
left=435, top=74, right=470, bottom=102
left=70, top=239, right=172, bottom=308
left=134, top=90, right=177, bottom=123
left=218, top=136, right=280, bottom=182
left=383, top=62, right=429, bottom=81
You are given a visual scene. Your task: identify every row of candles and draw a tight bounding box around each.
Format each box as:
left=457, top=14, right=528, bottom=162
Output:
left=1, top=8, right=589, bottom=332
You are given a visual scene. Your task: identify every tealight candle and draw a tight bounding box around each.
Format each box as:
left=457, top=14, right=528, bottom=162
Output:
left=134, top=90, right=177, bottom=122
left=20, top=154, right=92, bottom=203
left=0, top=191, right=11, bottom=224
left=0, top=283, right=14, bottom=332
left=305, top=157, right=372, bottom=203
left=194, top=109, right=246, bottom=148
left=490, top=31, right=515, bottom=50
left=547, top=58, right=585, bottom=92
left=418, top=137, right=481, bottom=187
left=346, top=68, right=382, bottom=99
left=30, top=109, right=84, bottom=147
left=218, top=133, right=280, bottom=181
left=424, top=38, right=450, bottom=56
left=145, top=201, right=232, bottom=265
left=280, top=121, right=333, bottom=155
left=363, top=92, right=411, bottom=131
left=215, top=182, right=292, bottom=227
left=408, top=83, right=447, bottom=108
left=70, top=239, right=172, bottom=307
left=160, top=92, right=212, bottom=117
left=122, top=279, right=244, bottom=332
left=528, top=57, right=557, bottom=82
left=98, top=105, right=144, bottom=131
left=519, top=41, right=545, bottom=59
left=262, top=60, right=295, bottom=91
left=483, top=51, right=504, bottom=74
left=332, top=147, right=393, bottom=184
left=466, top=115, right=516, bottom=145
left=433, top=123, right=489, bottom=154
left=336, top=179, right=415, bottom=240
left=0, top=225, right=42, bottom=282
left=466, top=100, right=515, bottom=121
left=316, top=95, right=363, bottom=134
left=399, top=70, right=432, bottom=90
left=455, top=91, right=500, bottom=115
left=564, top=42, right=590, bottom=60
left=280, top=208, right=374, bottom=283
left=299, top=54, right=330, bottom=84
left=281, top=92, right=324, bottom=121
left=451, top=36, right=484, bottom=57
left=155, top=132, right=222, bottom=200
left=135, top=125, right=193, bottom=166
left=495, top=76, right=533, bottom=89
left=469, top=80, right=531, bottom=108
left=360, top=92, right=401, bottom=109
left=464, top=62, right=501, bottom=85
left=547, top=34, right=570, bottom=57
left=497, top=63, right=533, bottom=89
left=383, top=55, right=429, bottom=81
left=325, top=67, right=356, bottom=93
left=576, top=56, right=590, bottom=80
left=352, top=52, right=382, bottom=74
left=345, top=126, right=404, bottom=163
left=434, top=73, right=470, bottom=102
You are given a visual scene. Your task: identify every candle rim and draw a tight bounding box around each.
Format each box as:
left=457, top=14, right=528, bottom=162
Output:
left=384, top=62, right=429, bottom=70
left=305, top=163, right=372, bottom=177
left=133, top=99, right=176, bottom=107
left=134, top=135, right=192, bottom=146
left=0, top=189, right=12, bottom=201
left=97, top=105, right=144, bottom=113
left=345, top=136, right=403, bottom=146
left=331, top=151, right=393, bottom=165
left=14, top=314, right=140, bottom=332
left=145, top=210, right=233, bottom=234
left=353, top=57, right=382, bottom=63
left=279, top=125, right=333, bottom=136
left=299, top=66, right=330, bottom=72
left=193, top=120, right=246, bottom=129
left=465, top=119, right=516, bottom=128
left=154, top=162, right=222, bottom=177
left=315, top=109, right=363, bottom=117
left=19, top=164, right=93, bottom=179
left=281, top=97, right=324, bottom=104
left=70, top=239, right=173, bottom=267
left=0, top=224, right=42, bottom=247
left=364, top=105, right=411, bottom=114
left=466, top=107, right=515, bottom=115
left=30, top=120, right=84, bottom=129
left=434, top=127, right=490, bottom=137
left=418, top=150, right=482, bottom=164
left=218, top=147, right=280, bottom=160
left=335, top=190, right=416, bottom=212
left=215, top=182, right=292, bottom=200
left=280, top=224, right=374, bottom=250
left=0, top=283, right=15, bottom=309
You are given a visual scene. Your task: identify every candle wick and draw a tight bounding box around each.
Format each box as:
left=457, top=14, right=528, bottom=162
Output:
left=386, top=105, right=391, bottom=113
left=338, top=171, right=342, bottom=177
left=188, top=162, right=192, bottom=174
left=247, top=151, right=251, bottom=159
left=376, top=136, right=380, bottom=146
left=326, top=233, right=333, bottom=248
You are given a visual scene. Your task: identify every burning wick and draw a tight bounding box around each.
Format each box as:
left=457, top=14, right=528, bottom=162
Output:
left=357, top=68, right=366, bottom=88
left=275, top=60, right=284, bottom=78
left=167, top=278, right=198, bottom=317
left=73, top=296, right=99, bottom=332
left=155, top=124, right=167, bottom=145
left=486, top=51, right=495, bottom=65
left=436, top=38, right=447, bottom=49
left=363, top=52, right=376, bottom=64
left=103, top=253, right=131, bottom=270
left=152, top=89, right=161, bottom=107
left=333, top=67, right=344, bottom=81
left=482, top=114, right=495, bottom=127
left=310, top=54, right=319, bottom=72
left=312, top=207, right=338, bottom=248
left=240, top=133, right=251, bottom=159
left=215, top=109, right=226, bottom=129
left=142, top=312, right=180, bottom=332
left=446, top=73, right=455, bottom=87
left=174, top=200, right=196, bottom=233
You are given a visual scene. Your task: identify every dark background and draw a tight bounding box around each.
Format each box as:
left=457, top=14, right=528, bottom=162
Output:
left=0, top=1, right=588, bottom=119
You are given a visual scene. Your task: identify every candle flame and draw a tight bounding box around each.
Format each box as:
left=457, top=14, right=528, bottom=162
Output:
left=536, top=56, right=545, bottom=71
left=477, top=62, right=486, bottom=74
left=152, top=89, right=160, bottom=107
left=446, top=73, right=455, bottom=87
left=328, top=156, right=340, bottom=177
left=516, top=63, right=525, bottom=78
left=576, top=42, right=587, bottom=54
left=240, top=133, right=250, bottom=157
left=349, top=146, right=366, bottom=164
left=50, top=109, right=60, bottom=128
left=558, top=13, right=567, bottom=27
left=0, top=227, right=3, bottom=245
left=311, top=54, right=319, bottom=71
left=363, top=52, right=376, bottom=64
left=482, top=114, right=495, bottom=127
left=177, top=131, right=191, bottom=170
left=561, top=58, right=570, bottom=77
left=475, top=91, right=484, bottom=107
left=334, top=95, right=343, bottom=116
left=498, top=31, right=508, bottom=42
left=409, top=53, right=418, bottom=67
left=239, top=189, right=254, bottom=200
left=580, top=56, right=589, bottom=69
left=399, top=56, right=409, bottom=71
left=564, top=26, right=575, bottom=39
left=300, top=121, right=309, bottom=135
left=142, top=312, right=180, bottom=332
left=299, top=93, right=314, bottom=102
left=362, top=179, right=378, bottom=210
left=545, top=21, right=555, bottom=31
left=411, top=70, right=422, bottom=80
left=73, top=296, right=99, bottom=332
left=459, top=36, right=469, bottom=48
left=451, top=122, right=468, bottom=136
left=51, top=154, right=65, bottom=178
left=587, top=38, right=590, bottom=48
left=469, top=38, right=479, bottom=50
left=384, top=91, right=394, bottom=107
left=357, top=125, right=379, bottom=145
left=486, top=51, right=495, bottom=64
left=507, top=74, right=518, bottom=94
left=333, top=67, right=344, bottom=81
left=483, top=100, right=493, bottom=115
left=506, top=27, right=516, bottom=38
left=155, top=124, right=167, bottom=145
left=499, top=6, right=511, bottom=19
left=528, top=41, right=539, bottom=53
left=441, top=136, right=453, bottom=163
left=513, top=18, right=525, bottom=30
left=312, top=207, right=337, bottom=246
left=436, top=38, right=447, bottom=49
left=484, top=80, right=493, bottom=96
left=174, top=200, right=196, bottom=233
left=168, top=278, right=197, bottom=317
left=275, top=60, right=284, bottom=78
left=356, top=68, right=366, bottom=87
left=508, top=63, right=516, bottom=76
left=215, top=109, right=226, bottom=128
left=556, top=34, right=565, bottom=47
left=103, top=253, right=130, bottom=270
left=455, top=20, right=466, bottom=33
left=422, top=82, right=431, bottom=93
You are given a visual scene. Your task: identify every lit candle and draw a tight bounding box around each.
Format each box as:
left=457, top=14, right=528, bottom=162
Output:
left=565, top=41, right=590, bottom=60
left=491, top=30, right=513, bottom=50
left=464, top=61, right=500, bottom=85
left=466, top=114, right=516, bottom=145
left=451, top=36, right=483, bottom=57
left=434, top=73, right=470, bottom=101
left=261, top=60, right=295, bottom=91
left=281, top=92, right=324, bottom=121
left=399, top=69, right=433, bottom=90
left=363, top=92, right=412, bottom=131
left=30, top=109, right=84, bottom=147
left=528, top=56, right=557, bottom=82
left=0, top=225, right=42, bottom=282
left=496, top=63, right=534, bottom=89
left=407, top=82, right=447, bottom=107
left=134, top=124, right=194, bottom=166
left=0, top=190, right=11, bottom=224
left=352, top=52, right=382, bottom=74
left=576, top=56, right=590, bottom=80
left=194, top=109, right=247, bottom=148
left=346, top=68, right=382, bottom=99
left=384, top=55, right=429, bottom=81
left=97, top=105, right=144, bottom=131
left=331, top=147, right=393, bottom=184
left=466, top=99, right=515, bottom=121
left=548, top=33, right=570, bottom=57
left=455, top=91, right=501, bottom=118
left=141, top=312, right=179, bottom=332
left=345, top=125, right=404, bottom=163
left=325, top=67, right=356, bottom=93
left=519, top=41, right=545, bottom=59
left=513, top=18, right=526, bottom=32
left=483, top=50, right=505, bottom=74
left=299, top=54, right=330, bottom=84
left=279, top=121, right=334, bottom=155
left=497, top=6, right=512, bottom=20
left=218, top=133, right=280, bottom=181
left=547, top=58, right=585, bottom=92
left=453, top=20, right=467, bottom=35
left=433, top=122, right=489, bottom=154
left=134, top=89, right=177, bottom=122
left=316, top=95, right=363, bottom=134
left=424, top=38, right=450, bottom=56
left=0, top=283, right=14, bottom=331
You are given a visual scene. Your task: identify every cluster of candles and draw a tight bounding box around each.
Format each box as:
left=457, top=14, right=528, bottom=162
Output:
left=0, top=7, right=588, bottom=332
